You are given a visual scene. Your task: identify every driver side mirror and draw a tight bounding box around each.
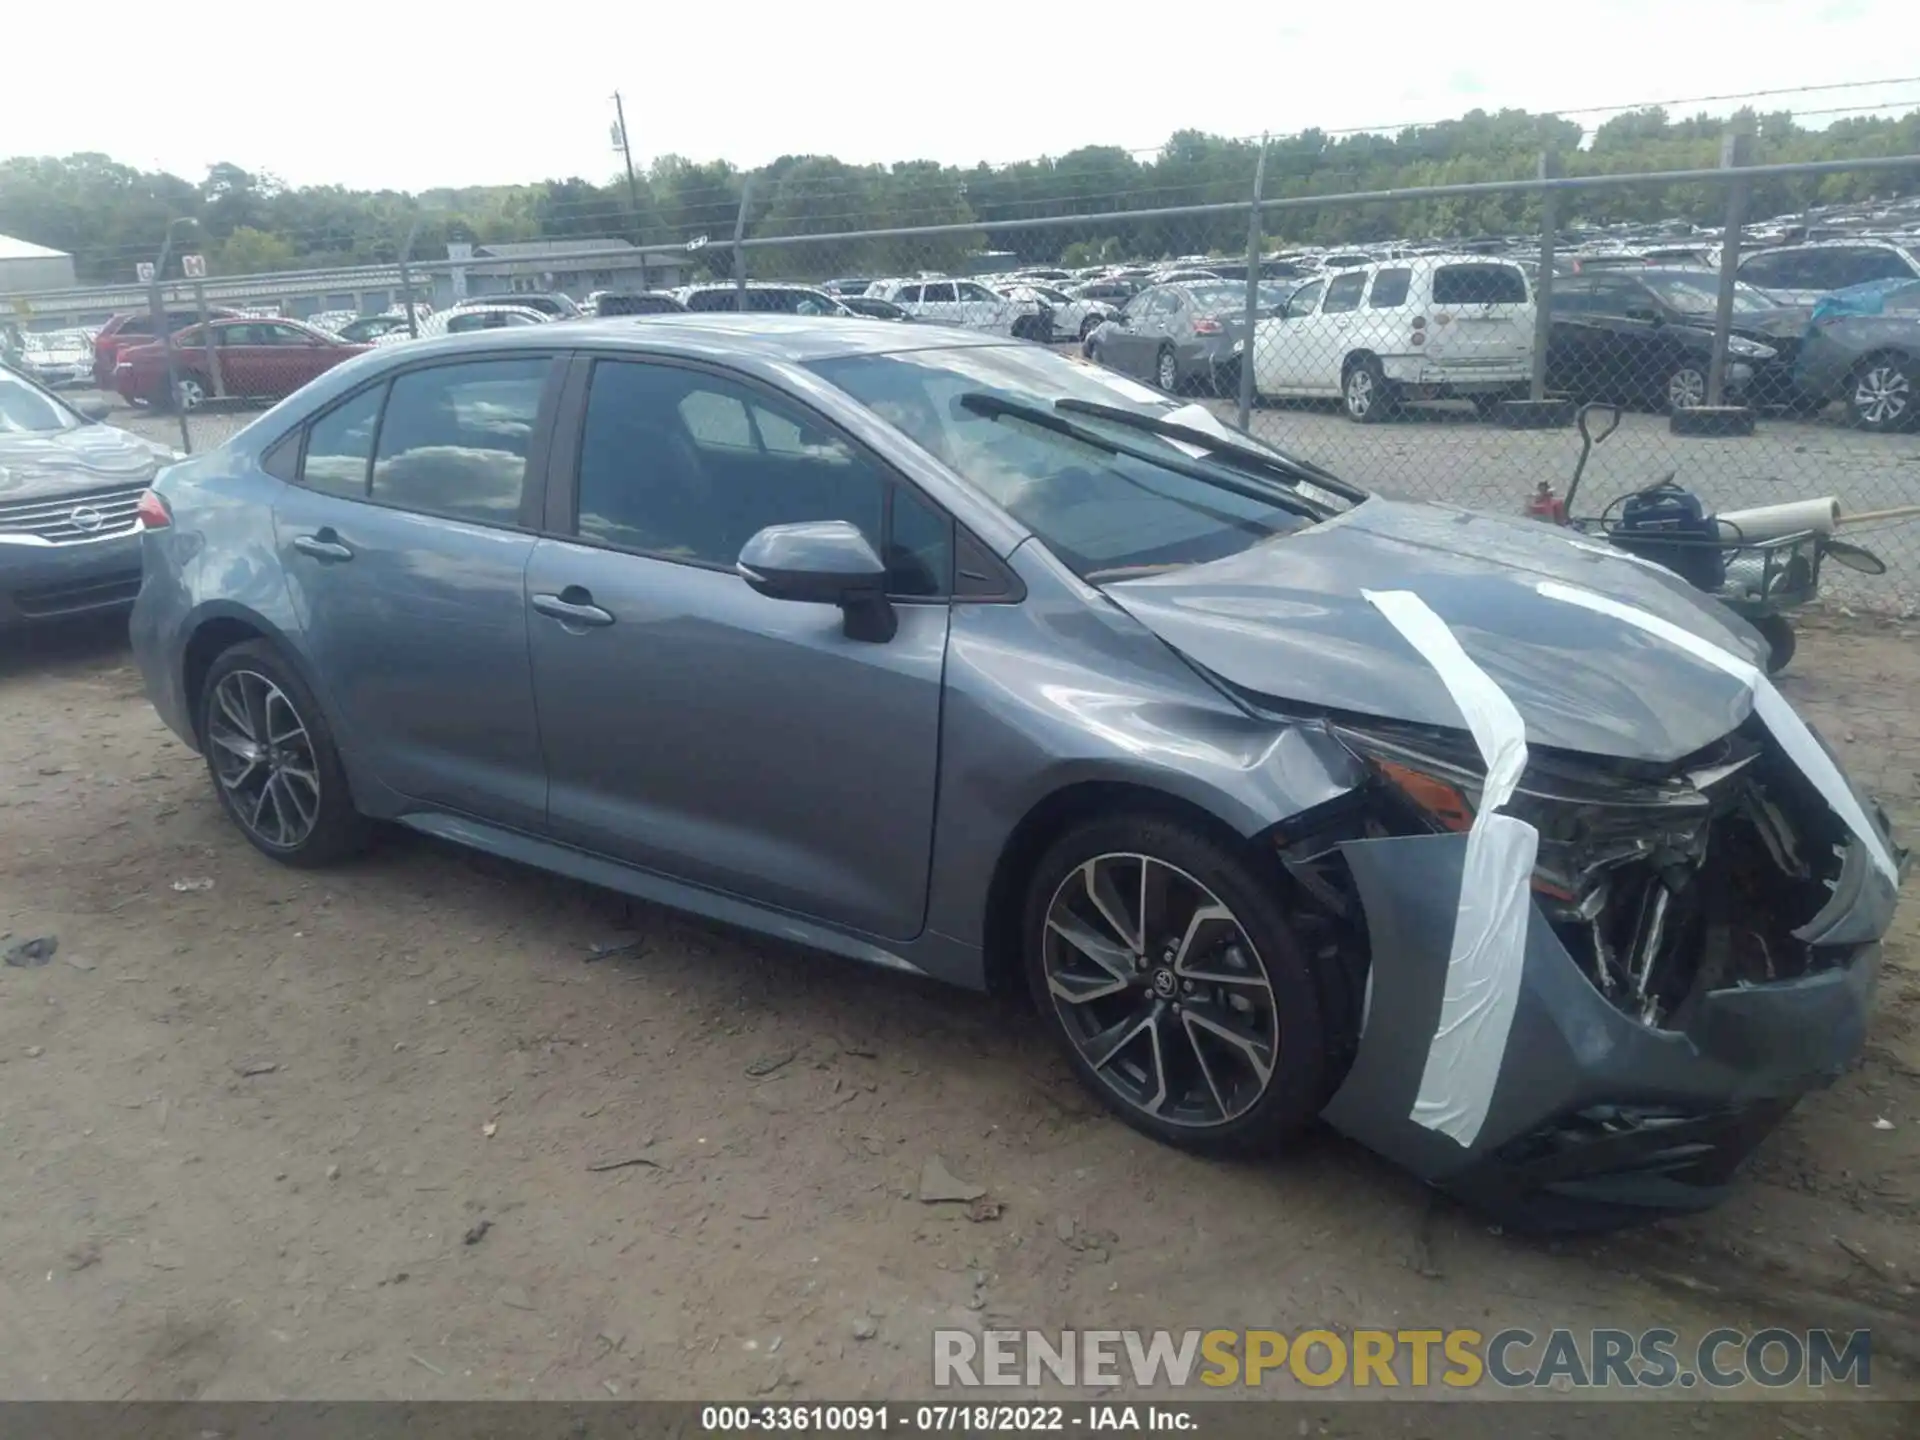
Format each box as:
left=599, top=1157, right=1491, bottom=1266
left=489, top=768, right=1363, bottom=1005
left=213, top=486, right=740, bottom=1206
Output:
left=737, top=520, right=896, bottom=643
left=1625, top=305, right=1663, bottom=325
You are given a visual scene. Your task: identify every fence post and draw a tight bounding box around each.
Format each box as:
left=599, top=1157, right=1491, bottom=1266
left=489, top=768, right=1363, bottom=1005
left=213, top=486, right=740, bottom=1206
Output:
left=1236, top=134, right=1269, bottom=429
left=193, top=278, right=225, bottom=399
left=1706, top=127, right=1755, bottom=408
left=1528, top=150, right=1560, bottom=403
left=398, top=217, right=422, bottom=339
left=732, top=177, right=754, bottom=311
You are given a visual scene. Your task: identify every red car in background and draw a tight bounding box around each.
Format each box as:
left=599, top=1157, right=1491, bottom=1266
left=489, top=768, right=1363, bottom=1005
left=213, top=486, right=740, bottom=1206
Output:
left=114, top=317, right=369, bottom=410
left=91, top=306, right=241, bottom=388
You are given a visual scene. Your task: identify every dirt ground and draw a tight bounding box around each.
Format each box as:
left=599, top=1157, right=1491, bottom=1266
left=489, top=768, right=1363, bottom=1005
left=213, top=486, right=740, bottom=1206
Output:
left=1, top=609, right=1917, bottom=1431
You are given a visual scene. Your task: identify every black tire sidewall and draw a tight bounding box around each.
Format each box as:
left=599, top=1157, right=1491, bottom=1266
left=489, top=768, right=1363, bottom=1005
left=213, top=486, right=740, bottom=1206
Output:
left=198, top=639, right=366, bottom=866
left=1021, top=813, right=1329, bottom=1154
left=1156, top=347, right=1178, bottom=392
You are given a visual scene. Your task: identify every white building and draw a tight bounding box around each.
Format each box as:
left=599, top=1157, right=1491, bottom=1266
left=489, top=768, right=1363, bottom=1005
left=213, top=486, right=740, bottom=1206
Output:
left=0, top=233, right=79, bottom=294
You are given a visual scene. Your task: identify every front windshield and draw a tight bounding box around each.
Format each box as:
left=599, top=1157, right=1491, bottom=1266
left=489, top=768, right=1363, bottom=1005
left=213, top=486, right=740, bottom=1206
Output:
left=0, top=370, right=82, bottom=434
left=1643, top=274, right=1778, bottom=315
left=809, top=344, right=1351, bottom=580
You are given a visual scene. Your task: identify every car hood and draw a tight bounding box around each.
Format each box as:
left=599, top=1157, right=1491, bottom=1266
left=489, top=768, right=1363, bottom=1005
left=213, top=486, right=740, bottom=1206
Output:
left=1670, top=307, right=1811, bottom=345
left=0, top=424, right=170, bottom=500
left=1105, top=498, right=1765, bottom=764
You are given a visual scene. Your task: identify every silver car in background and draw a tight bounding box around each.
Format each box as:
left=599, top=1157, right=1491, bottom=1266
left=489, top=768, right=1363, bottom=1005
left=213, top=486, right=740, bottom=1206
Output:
left=129, top=316, right=1901, bottom=1231
left=1, top=366, right=176, bottom=627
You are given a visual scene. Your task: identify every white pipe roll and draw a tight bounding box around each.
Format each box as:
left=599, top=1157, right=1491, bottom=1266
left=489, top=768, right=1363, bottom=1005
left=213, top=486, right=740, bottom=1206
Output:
left=1714, top=497, right=1842, bottom=542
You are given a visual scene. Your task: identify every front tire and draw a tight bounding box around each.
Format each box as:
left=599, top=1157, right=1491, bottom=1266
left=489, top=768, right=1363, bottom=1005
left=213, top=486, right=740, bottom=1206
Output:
left=1848, top=354, right=1916, bottom=433
left=198, top=639, right=368, bottom=866
left=1022, top=813, right=1331, bottom=1155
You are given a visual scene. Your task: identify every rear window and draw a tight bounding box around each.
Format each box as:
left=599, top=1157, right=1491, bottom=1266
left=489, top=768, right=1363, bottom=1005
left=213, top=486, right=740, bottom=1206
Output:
left=1432, top=264, right=1528, bottom=305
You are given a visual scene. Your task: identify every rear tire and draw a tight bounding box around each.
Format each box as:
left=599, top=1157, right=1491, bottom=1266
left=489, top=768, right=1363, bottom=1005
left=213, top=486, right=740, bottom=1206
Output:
left=1665, top=363, right=1709, bottom=413
left=1022, top=813, right=1332, bottom=1155
left=1847, top=353, right=1916, bottom=433
left=198, top=639, right=369, bottom=867
left=172, top=373, right=210, bottom=412
left=1155, top=346, right=1179, bottom=393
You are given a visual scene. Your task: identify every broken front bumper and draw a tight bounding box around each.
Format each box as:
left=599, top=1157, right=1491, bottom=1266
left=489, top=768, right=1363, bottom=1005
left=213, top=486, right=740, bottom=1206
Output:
left=1322, top=823, right=1898, bottom=1232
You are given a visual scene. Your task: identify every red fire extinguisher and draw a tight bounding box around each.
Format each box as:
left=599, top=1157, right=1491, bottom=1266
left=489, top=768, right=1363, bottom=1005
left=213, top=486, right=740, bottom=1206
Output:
left=1523, top=478, right=1566, bottom=525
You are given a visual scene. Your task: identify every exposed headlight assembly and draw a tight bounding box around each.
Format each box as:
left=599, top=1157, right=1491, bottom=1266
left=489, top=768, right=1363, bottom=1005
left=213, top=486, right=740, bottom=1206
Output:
left=1333, top=722, right=1723, bottom=903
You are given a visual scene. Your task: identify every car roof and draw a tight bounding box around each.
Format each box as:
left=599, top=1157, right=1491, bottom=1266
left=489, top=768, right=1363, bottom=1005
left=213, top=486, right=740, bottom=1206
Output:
left=357, top=312, right=1006, bottom=363
left=1750, top=238, right=1914, bottom=253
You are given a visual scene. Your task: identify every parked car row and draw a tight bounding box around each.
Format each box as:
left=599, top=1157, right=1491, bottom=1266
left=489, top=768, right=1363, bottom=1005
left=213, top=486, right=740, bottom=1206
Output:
left=1077, top=256, right=1920, bottom=432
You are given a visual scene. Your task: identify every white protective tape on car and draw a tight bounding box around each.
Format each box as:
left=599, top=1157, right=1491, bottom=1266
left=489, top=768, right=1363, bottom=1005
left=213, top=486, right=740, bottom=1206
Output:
left=1537, top=580, right=1899, bottom=885
left=1363, top=589, right=1540, bottom=1147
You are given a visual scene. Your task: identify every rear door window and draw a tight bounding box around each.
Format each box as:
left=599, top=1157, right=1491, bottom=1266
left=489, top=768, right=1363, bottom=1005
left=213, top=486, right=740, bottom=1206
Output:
left=300, top=384, right=385, bottom=498
left=1432, top=264, right=1528, bottom=305
left=369, top=358, right=550, bottom=526
left=1829, top=247, right=1919, bottom=287
left=1367, top=268, right=1412, bottom=308
left=1321, top=273, right=1367, bottom=315
left=920, top=282, right=957, bottom=304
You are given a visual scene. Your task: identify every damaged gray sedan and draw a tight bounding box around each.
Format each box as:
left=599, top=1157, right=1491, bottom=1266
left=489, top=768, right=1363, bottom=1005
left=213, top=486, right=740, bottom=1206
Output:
left=130, top=317, right=1905, bottom=1231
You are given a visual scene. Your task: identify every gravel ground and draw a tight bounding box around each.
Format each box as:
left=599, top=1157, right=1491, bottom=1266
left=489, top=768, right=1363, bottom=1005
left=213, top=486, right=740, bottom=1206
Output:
left=0, top=611, right=1915, bottom=1429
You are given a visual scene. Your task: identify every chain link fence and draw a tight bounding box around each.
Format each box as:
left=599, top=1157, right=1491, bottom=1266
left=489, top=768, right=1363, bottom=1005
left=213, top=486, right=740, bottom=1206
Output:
left=8, top=151, right=1920, bottom=611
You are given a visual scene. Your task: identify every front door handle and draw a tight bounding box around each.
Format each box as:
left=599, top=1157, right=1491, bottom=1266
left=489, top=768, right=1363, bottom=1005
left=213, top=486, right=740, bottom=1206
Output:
left=292, top=530, right=353, bottom=562
left=532, top=586, right=615, bottom=630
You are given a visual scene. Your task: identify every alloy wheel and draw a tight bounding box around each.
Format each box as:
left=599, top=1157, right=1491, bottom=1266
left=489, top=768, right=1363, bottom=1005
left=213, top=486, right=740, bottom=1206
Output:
left=206, top=669, right=322, bottom=850
left=1852, top=364, right=1910, bottom=428
left=1667, top=367, right=1708, bottom=410
left=174, top=375, right=207, bottom=411
left=1041, top=853, right=1279, bottom=1129
left=1157, top=350, right=1178, bottom=391
left=1345, top=367, right=1374, bottom=418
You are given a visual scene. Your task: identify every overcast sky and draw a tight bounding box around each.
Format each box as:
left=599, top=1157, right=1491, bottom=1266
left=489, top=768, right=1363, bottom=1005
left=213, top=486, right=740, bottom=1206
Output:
left=5, top=0, right=1916, bottom=190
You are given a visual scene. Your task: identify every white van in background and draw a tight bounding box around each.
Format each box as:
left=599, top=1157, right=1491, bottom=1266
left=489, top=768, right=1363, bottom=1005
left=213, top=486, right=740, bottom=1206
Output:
left=1252, top=256, right=1535, bottom=421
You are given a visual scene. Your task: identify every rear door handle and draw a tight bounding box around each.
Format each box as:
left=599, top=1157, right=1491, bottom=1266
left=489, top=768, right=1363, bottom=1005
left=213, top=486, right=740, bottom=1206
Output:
left=532, top=587, right=615, bottom=629
left=292, top=531, right=353, bottom=562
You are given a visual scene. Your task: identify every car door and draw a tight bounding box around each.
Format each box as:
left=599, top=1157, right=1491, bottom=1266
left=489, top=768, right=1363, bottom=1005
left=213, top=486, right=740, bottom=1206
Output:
left=272, top=353, right=561, bottom=832
left=1252, top=278, right=1324, bottom=393
left=1096, top=292, right=1153, bottom=377
left=1544, top=279, right=1599, bottom=396
left=1578, top=277, right=1665, bottom=401
left=249, top=321, right=335, bottom=397
left=215, top=322, right=281, bottom=397
left=523, top=354, right=951, bottom=940
left=1298, top=270, right=1368, bottom=393
left=918, top=281, right=960, bottom=327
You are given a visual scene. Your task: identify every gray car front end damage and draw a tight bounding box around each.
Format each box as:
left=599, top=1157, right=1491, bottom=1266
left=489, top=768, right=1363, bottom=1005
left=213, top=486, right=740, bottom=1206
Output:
left=1102, top=499, right=1905, bottom=1231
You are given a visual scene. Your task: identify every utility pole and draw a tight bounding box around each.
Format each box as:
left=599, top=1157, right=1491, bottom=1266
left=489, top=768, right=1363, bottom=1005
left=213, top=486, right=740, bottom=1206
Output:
left=612, top=92, right=648, bottom=291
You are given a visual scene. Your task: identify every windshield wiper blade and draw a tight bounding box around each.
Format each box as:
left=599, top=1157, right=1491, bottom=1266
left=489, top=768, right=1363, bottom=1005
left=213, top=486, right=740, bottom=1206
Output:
left=956, top=392, right=1325, bottom=522
left=1052, top=397, right=1366, bottom=502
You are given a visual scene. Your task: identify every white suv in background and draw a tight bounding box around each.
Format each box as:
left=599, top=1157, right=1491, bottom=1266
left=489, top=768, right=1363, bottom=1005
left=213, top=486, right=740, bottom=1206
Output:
left=1251, top=255, right=1535, bottom=421
left=865, top=278, right=1049, bottom=339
